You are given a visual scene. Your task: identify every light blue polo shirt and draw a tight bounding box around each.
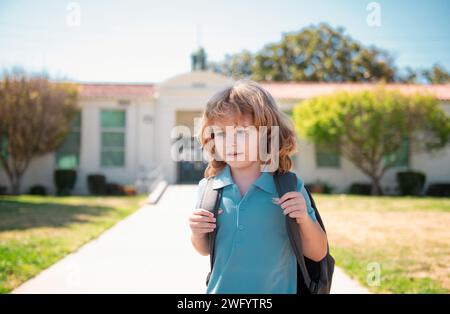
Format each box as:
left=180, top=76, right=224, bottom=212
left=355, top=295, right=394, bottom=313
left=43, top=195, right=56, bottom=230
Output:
left=194, top=164, right=317, bottom=294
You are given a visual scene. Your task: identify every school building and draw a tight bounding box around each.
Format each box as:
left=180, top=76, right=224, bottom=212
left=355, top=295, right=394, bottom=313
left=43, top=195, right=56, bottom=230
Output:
left=1, top=70, right=449, bottom=195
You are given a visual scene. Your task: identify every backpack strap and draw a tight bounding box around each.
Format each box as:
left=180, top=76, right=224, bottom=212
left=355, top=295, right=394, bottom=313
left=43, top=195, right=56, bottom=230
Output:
left=301, top=184, right=332, bottom=280
left=274, top=171, right=334, bottom=294
left=273, top=171, right=313, bottom=290
left=198, top=177, right=223, bottom=287
left=302, top=184, right=334, bottom=294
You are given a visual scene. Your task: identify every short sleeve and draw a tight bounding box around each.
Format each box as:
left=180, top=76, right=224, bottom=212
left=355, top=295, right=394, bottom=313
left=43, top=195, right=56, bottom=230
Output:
left=296, top=175, right=318, bottom=223
left=194, top=177, right=208, bottom=209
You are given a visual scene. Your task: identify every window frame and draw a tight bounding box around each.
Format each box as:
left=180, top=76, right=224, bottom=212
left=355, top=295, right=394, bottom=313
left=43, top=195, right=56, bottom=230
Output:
left=100, top=109, right=126, bottom=168
left=383, top=136, right=410, bottom=168
left=315, top=142, right=341, bottom=168
left=55, top=112, right=82, bottom=170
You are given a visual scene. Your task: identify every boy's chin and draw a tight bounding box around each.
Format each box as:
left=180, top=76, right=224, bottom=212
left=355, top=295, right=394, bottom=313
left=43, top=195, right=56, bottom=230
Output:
left=225, top=160, right=259, bottom=169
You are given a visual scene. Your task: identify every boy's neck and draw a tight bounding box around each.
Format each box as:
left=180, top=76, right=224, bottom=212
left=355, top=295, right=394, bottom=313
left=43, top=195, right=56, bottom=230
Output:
left=228, top=162, right=262, bottom=186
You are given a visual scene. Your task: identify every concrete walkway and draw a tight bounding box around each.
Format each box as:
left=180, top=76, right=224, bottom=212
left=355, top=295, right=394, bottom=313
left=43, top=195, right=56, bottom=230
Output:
left=12, top=185, right=370, bottom=294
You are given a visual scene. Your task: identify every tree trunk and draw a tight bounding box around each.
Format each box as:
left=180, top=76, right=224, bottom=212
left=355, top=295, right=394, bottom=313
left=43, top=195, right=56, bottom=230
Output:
left=11, top=181, right=21, bottom=195
left=8, top=174, right=22, bottom=195
left=370, top=176, right=383, bottom=195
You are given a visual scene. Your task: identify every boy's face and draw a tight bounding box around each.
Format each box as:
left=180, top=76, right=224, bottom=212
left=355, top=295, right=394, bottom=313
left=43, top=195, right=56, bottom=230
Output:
left=211, top=115, right=260, bottom=169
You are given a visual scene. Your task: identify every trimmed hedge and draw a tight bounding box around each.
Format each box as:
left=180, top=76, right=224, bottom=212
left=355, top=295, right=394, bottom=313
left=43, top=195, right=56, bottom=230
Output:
left=426, top=183, right=450, bottom=197
left=396, top=171, right=426, bottom=196
left=348, top=183, right=372, bottom=195
left=28, top=185, right=47, bottom=196
left=54, top=169, right=77, bottom=196
left=106, top=183, right=126, bottom=196
left=87, top=174, right=107, bottom=195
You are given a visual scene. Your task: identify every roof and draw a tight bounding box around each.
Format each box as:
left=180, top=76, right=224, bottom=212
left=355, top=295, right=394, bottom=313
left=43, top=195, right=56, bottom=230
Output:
left=260, top=82, right=450, bottom=101
left=78, top=82, right=450, bottom=101
left=79, top=83, right=155, bottom=98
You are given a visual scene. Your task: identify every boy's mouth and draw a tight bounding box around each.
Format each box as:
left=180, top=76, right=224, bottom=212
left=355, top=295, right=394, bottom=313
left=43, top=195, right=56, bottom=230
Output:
left=227, top=152, right=243, bottom=157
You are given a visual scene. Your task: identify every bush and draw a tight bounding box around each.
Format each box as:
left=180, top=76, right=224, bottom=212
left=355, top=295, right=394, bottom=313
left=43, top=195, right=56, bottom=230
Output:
left=322, top=182, right=334, bottom=194
left=87, top=174, right=107, bottom=195
left=123, top=185, right=137, bottom=196
left=348, top=183, right=372, bottom=195
left=305, top=180, right=334, bottom=194
left=28, top=185, right=47, bottom=195
left=0, top=185, right=7, bottom=195
left=305, top=183, right=322, bottom=193
left=54, top=169, right=77, bottom=196
left=396, top=171, right=426, bottom=196
left=105, top=182, right=125, bottom=196
left=426, top=183, right=450, bottom=197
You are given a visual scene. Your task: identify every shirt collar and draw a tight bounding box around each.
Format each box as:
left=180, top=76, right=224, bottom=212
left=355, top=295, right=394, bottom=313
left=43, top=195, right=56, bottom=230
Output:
left=212, top=164, right=234, bottom=189
left=212, top=163, right=276, bottom=194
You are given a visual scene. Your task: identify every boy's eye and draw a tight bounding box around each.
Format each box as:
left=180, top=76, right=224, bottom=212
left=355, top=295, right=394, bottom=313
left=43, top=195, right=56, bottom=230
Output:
left=213, top=128, right=249, bottom=139
left=213, top=131, right=224, bottom=138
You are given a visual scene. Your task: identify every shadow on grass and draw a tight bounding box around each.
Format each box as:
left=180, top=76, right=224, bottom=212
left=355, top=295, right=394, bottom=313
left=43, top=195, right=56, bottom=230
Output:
left=0, top=199, right=117, bottom=232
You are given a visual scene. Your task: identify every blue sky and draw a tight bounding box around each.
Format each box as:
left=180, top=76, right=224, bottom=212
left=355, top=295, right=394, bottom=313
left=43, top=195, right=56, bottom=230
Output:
left=0, top=0, right=449, bottom=83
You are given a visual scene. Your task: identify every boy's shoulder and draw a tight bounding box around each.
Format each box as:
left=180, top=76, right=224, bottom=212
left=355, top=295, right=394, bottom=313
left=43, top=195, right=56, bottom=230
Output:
left=280, top=170, right=305, bottom=192
left=195, top=176, right=217, bottom=208
left=195, top=177, right=209, bottom=209
left=197, top=176, right=215, bottom=193
left=293, top=172, right=305, bottom=192
left=198, top=176, right=214, bottom=186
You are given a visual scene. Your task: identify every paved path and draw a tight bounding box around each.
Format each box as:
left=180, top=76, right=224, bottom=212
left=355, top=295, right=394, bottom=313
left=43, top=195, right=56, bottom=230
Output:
left=12, top=185, right=370, bottom=294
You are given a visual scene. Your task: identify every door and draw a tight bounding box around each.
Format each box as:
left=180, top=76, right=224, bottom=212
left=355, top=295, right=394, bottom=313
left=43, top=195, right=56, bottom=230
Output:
left=175, top=111, right=208, bottom=183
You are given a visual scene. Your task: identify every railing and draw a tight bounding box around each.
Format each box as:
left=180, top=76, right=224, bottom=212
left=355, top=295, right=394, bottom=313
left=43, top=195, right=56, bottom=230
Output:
left=134, top=165, right=164, bottom=194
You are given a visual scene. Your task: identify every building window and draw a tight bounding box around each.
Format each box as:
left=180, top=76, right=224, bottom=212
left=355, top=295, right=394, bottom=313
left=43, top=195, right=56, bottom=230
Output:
left=100, top=109, right=126, bottom=167
left=55, top=112, right=81, bottom=169
left=315, top=142, right=340, bottom=168
left=383, top=137, right=410, bottom=168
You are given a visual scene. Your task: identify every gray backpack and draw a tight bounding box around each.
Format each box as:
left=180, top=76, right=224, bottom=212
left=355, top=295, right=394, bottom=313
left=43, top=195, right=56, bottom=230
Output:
left=198, top=170, right=335, bottom=294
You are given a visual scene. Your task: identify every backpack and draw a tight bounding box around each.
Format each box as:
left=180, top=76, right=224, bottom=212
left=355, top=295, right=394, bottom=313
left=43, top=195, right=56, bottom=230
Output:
left=198, top=170, right=335, bottom=294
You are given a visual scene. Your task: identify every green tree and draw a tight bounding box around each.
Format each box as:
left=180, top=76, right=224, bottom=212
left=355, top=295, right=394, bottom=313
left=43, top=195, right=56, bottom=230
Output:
left=293, top=86, right=450, bottom=195
left=209, top=50, right=254, bottom=79
left=398, top=64, right=450, bottom=84
left=0, top=71, right=79, bottom=194
left=213, top=23, right=397, bottom=82
left=422, top=64, right=450, bottom=84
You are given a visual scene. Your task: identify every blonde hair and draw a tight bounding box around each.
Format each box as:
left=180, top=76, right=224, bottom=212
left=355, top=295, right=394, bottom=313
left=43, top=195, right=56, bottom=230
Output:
left=197, top=79, right=297, bottom=178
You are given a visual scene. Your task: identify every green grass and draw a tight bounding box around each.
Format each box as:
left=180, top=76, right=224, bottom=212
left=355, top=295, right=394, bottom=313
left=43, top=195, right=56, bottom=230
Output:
left=331, top=247, right=447, bottom=294
left=317, top=194, right=450, bottom=212
left=0, top=195, right=146, bottom=293
left=315, top=194, right=450, bottom=294
left=1, top=193, right=448, bottom=294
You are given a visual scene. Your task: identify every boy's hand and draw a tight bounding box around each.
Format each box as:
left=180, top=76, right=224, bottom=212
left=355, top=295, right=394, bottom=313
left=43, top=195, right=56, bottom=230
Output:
left=274, top=192, right=309, bottom=225
left=189, top=208, right=223, bottom=238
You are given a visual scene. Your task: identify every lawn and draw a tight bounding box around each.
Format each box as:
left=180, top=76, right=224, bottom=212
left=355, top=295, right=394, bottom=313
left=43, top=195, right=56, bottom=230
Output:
left=1, top=193, right=448, bottom=294
left=316, top=194, right=450, bottom=293
left=0, top=195, right=147, bottom=293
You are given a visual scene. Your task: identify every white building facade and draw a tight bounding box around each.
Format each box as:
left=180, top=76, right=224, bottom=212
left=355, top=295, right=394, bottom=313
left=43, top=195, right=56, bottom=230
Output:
left=1, top=71, right=449, bottom=194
